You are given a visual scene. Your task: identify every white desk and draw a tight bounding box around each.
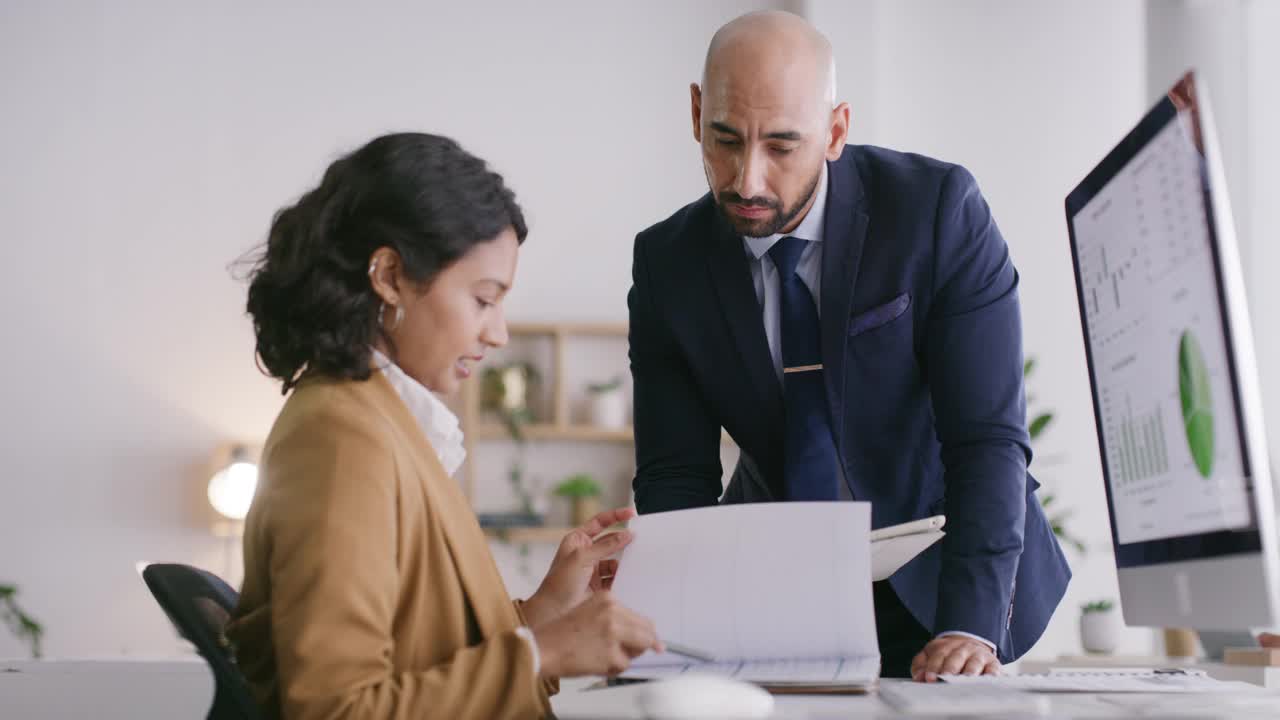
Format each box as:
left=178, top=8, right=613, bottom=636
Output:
left=0, top=658, right=213, bottom=720
left=551, top=677, right=1280, bottom=719
left=4, top=660, right=1276, bottom=719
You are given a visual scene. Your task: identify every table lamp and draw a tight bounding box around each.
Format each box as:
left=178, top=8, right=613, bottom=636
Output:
left=208, top=445, right=258, bottom=524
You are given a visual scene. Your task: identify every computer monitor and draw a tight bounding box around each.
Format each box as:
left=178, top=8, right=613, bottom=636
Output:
left=1065, top=71, right=1280, bottom=630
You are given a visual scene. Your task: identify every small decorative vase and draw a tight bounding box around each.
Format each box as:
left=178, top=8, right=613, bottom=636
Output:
left=571, top=496, right=600, bottom=526
left=1080, top=608, right=1122, bottom=654
left=588, top=389, right=628, bottom=429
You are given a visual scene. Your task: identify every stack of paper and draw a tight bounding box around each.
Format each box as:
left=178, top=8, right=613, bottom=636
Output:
left=609, top=502, right=884, bottom=691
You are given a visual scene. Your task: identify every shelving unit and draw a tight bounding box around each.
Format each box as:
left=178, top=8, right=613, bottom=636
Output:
left=458, top=321, right=630, bottom=542
left=472, top=423, right=635, bottom=443
left=458, top=321, right=736, bottom=543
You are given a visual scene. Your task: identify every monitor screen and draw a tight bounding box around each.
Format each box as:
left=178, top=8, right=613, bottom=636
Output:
left=1066, top=72, right=1262, bottom=566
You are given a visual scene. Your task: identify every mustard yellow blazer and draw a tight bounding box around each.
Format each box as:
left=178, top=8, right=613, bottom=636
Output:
left=227, top=371, right=555, bottom=719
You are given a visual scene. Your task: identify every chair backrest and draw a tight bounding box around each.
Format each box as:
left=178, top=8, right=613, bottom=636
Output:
left=141, top=563, right=262, bottom=720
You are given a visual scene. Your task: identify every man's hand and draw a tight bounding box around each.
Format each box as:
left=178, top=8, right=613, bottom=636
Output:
left=1261, top=632, right=1280, bottom=649
left=911, top=636, right=1001, bottom=682
left=522, top=507, right=636, bottom=627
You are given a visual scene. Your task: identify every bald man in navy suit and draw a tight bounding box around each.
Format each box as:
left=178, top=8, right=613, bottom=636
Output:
left=627, top=11, right=1070, bottom=681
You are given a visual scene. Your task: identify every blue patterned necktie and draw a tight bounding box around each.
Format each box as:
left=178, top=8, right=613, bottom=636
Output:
left=768, top=236, right=841, bottom=500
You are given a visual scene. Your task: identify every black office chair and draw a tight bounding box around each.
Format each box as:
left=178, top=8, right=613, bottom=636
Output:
left=141, top=563, right=262, bottom=720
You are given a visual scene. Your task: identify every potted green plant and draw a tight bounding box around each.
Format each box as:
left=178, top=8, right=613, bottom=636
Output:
left=1025, top=357, right=1086, bottom=554
left=1080, top=599, right=1121, bottom=654
left=585, top=375, right=627, bottom=430
left=476, top=362, right=545, bottom=529
left=1, top=583, right=44, bottom=658
left=554, top=473, right=603, bottom=526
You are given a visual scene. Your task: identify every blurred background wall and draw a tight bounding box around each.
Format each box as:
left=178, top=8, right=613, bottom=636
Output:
left=2, top=0, right=1276, bottom=661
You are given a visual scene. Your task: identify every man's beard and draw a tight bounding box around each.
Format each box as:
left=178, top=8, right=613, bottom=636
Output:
left=713, top=167, right=822, bottom=238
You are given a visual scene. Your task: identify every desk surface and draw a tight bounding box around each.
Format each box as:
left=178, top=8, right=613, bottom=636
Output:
left=3, top=659, right=1277, bottom=719
left=0, top=658, right=213, bottom=719
left=550, top=677, right=1280, bottom=719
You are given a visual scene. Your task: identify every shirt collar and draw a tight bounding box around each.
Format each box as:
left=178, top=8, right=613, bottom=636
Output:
left=742, top=162, right=829, bottom=260
left=370, top=348, right=467, bottom=477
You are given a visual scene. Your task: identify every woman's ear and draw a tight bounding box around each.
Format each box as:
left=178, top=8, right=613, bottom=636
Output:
left=367, top=247, right=403, bottom=305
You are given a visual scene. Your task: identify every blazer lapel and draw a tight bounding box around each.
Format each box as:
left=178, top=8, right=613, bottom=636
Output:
left=820, top=150, right=870, bottom=450
left=705, top=209, right=785, bottom=438
left=364, top=371, right=518, bottom=640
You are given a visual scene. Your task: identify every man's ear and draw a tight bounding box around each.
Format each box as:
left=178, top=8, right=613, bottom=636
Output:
left=826, top=101, right=851, bottom=160
left=691, top=83, right=703, bottom=143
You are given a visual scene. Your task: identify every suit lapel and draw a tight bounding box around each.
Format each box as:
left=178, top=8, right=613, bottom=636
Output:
left=705, top=210, right=785, bottom=437
left=364, top=371, right=518, bottom=640
left=820, top=149, right=870, bottom=450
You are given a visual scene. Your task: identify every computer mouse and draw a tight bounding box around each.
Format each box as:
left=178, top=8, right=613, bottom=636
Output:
left=636, top=673, right=775, bottom=720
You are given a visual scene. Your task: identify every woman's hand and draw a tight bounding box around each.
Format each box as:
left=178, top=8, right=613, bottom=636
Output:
left=522, top=507, right=636, bottom=627
left=533, top=592, right=664, bottom=678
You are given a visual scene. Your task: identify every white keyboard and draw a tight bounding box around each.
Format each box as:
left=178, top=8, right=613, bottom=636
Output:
left=939, top=668, right=1257, bottom=693
left=878, top=680, right=1051, bottom=716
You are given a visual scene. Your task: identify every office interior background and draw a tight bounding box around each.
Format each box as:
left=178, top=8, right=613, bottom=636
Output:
left=2, top=0, right=1278, bottom=663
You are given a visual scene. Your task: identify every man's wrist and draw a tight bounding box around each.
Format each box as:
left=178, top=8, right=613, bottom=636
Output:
left=936, top=630, right=997, bottom=653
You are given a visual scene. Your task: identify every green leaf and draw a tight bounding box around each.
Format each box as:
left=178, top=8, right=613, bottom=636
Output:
left=1028, top=412, right=1054, bottom=440
left=1081, top=599, right=1114, bottom=613
left=1023, top=357, right=1036, bottom=378
left=553, top=474, right=601, bottom=498
left=586, top=375, right=624, bottom=394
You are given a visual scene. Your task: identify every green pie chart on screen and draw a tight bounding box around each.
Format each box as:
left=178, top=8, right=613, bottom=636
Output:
left=1179, top=330, right=1215, bottom=478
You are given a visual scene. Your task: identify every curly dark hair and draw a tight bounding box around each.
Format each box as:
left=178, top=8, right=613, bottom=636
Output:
left=245, top=133, right=527, bottom=393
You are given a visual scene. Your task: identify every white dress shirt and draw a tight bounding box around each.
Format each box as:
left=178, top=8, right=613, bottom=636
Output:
left=739, top=167, right=995, bottom=654
left=371, top=349, right=467, bottom=477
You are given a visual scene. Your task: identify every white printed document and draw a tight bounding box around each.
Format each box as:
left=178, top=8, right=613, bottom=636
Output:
left=609, top=502, right=882, bottom=690
left=871, top=514, right=945, bottom=581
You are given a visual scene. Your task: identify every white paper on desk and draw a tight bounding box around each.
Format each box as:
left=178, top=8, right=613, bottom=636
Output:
left=610, top=502, right=879, bottom=666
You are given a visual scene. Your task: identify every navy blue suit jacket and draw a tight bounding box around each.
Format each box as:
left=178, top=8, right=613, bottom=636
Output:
left=628, top=145, right=1070, bottom=661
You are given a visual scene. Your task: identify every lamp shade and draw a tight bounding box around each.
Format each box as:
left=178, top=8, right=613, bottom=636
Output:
left=208, top=448, right=259, bottom=520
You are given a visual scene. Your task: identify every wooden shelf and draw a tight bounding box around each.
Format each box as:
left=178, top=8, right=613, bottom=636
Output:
left=482, top=526, right=572, bottom=544
left=485, top=321, right=629, bottom=337
left=458, top=322, right=630, bottom=500
left=457, top=322, right=735, bottom=506
left=475, top=423, right=634, bottom=442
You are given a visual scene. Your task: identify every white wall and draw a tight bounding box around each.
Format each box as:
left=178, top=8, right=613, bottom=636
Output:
left=1244, top=1, right=1280, bottom=477
left=0, top=0, right=780, bottom=657
left=808, top=0, right=1155, bottom=659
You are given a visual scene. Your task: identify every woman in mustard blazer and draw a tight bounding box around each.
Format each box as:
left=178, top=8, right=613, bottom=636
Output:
left=227, top=133, right=662, bottom=720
